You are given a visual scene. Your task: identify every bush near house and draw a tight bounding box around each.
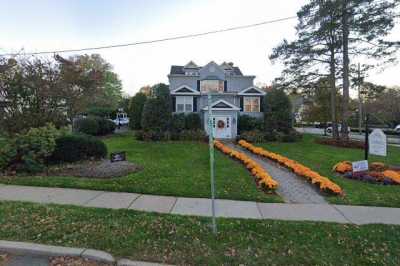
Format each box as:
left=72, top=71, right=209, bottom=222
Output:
left=238, top=115, right=264, bottom=133
left=49, top=134, right=107, bottom=163
left=184, top=113, right=202, bottom=130
left=139, top=84, right=205, bottom=141
left=264, top=88, right=293, bottom=134
left=128, top=92, right=147, bottom=130
left=0, top=124, right=61, bottom=173
left=75, top=117, right=116, bottom=136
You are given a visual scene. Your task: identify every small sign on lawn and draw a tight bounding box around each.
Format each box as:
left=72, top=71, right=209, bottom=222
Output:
left=110, top=151, right=126, bottom=163
left=369, top=129, right=387, bottom=157
left=352, top=160, right=369, bottom=173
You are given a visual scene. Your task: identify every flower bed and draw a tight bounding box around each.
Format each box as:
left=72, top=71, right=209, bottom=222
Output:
left=214, top=140, right=278, bottom=191
left=238, top=140, right=343, bottom=195
left=333, top=161, right=400, bottom=185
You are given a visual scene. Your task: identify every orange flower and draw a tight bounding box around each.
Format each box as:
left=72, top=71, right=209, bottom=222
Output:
left=238, top=139, right=343, bottom=195
left=333, top=161, right=352, bottom=173
left=383, top=170, right=400, bottom=184
left=214, top=140, right=278, bottom=191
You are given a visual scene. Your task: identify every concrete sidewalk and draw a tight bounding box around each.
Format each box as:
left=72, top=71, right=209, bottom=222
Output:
left=1, top=184, right=400, bottom=225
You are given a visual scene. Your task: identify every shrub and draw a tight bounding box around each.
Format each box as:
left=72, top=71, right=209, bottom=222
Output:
left=50, top=134, right=107, bottom=163
left=239, top=130, right=266, bottom=143
left=238, top=115, right=263, bottom=133
left=185, top=113, right=201, bottom=130
left=142, top=84, right=172, bottom=132
left=75, top=117, right=115, bottom=136
left=316, top=138, right=365, bottom=149
left=178, top=130, right=206, bottom=141
left=86, top=107, right=115, bottom=119
left=0, top=124, right=60, bottom=173
left=95, top=117, right=116, bottom=135
left=135, top=129, right=206, bottom=141
left=264, top=88, right=293, bottom=134
left=75, top=117, right=99, bottom=136
left=171, top=113, right=186, bottom=132
left=127, top=92, right=147, bottom=130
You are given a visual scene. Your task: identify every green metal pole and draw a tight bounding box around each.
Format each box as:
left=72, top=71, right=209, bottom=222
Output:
left=207, top=92, right=217, bottom=234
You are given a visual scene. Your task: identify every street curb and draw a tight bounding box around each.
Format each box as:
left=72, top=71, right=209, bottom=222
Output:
left=0, top=240, right=115, bottom=263
left=0, top=240, right=174, bottom=265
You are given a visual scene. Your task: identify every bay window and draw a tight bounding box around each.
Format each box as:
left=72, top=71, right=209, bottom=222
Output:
left=176, top=96, right=193, bottom=113
left=244, top=97, right=260, bottom=112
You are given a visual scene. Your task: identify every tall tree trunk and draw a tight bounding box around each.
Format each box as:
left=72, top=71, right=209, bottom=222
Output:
left=341, top=0, right=350, bottom=140
left=329, top=44, right=339, bottom=140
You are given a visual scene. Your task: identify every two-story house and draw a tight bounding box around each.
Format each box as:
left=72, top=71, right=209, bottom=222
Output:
left=168, top=61, right=266, bottom=139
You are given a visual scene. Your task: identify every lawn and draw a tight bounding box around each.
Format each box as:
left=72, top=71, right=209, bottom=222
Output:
left=0, top=201, right=399, bottom=265
left=0, top=133, right=282, bottom=203
left=256, top=134, right=400, bottom=207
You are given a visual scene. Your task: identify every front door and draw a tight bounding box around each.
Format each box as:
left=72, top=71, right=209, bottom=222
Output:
left=212, top=116, right=231, bottom=139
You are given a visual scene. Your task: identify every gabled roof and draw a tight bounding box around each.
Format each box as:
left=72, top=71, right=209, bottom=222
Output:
left=171, top=85, right=200, bottom=95
left=184, top=61, right=199, bottom=69
left=238, top=86, right=266, bottom=96
left=202, top=99, right=240, bottom=111
left=169, top=61, right=243, bottom=76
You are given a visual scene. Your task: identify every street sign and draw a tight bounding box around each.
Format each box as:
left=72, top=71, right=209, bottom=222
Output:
left=352, top=160, right=369, bottom=173
left=369, top=129, right=387, bottom=157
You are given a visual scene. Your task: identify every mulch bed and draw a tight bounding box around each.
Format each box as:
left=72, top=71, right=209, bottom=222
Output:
left=315, top=138, right=365, bottom=149
left=45, top=160, right=142, bottom=179
left=0, top=253, right=10, bottom=266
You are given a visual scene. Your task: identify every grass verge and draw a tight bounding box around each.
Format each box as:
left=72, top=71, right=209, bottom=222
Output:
left=0, top=133, right=282, bottom=203
left=0, top=201, right=399, bottom=265
left=256, top=134, right=400, bottom=207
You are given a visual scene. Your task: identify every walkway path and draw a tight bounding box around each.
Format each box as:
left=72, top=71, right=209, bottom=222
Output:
left=1, top=184, right=400, bottom=225
left=225, top=143, right=327, bottom=204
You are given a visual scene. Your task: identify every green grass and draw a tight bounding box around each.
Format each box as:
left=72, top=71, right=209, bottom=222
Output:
left=256, top=134, right=400, bottom=207
left=1, top=201, right=399, bottom=265
left=0, top=133, right=282, bottom=203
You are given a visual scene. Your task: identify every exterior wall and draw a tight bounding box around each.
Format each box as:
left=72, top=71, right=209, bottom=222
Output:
left=225, top=77, right=255, bottom=92
left=168, top=76, right=198, bottom=91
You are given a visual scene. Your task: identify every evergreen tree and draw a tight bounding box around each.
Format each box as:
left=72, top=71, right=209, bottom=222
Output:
left=128, top=92, right=147, bottom=130
left=141, top=83, right=172, bottom=132
left=264, top=89, right=293, bottom=134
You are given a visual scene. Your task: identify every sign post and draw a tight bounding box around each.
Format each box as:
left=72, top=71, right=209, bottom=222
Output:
left=207, top=92, right=217, bottom=234
left=369, top=129, right=387, bottom=157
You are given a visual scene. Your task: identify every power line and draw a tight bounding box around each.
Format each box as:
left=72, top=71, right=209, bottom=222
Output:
left=0, top=16, right=297, bottom=57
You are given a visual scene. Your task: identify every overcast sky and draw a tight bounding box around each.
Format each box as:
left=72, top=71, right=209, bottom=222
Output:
left=1, top=0, right=399, bottom=96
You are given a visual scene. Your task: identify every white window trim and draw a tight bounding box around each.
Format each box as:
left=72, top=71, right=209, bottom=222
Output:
left=243, top=96, right=260, bottom=112
left=176, top=96, right=194, bottom=113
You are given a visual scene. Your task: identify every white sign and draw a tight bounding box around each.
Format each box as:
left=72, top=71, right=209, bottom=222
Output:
left=352, top=160, right=369, bottom=173
left=369, top=129, right=387, bottom=156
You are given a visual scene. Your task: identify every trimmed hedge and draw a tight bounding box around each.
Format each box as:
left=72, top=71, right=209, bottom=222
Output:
left=135, top=129, right=206, bottom=141
left=238, top=129, right=302, bottom=143
left=50, top=134, right=107, bottom=163
left=75, top=117, right=115, bottom=136
left=238, top=115, right=264, bottom=133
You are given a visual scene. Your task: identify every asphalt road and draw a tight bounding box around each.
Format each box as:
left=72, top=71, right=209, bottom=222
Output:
left=296, top=127, right=400, bottom=145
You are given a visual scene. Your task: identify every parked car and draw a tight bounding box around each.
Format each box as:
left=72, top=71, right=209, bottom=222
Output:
left=395, top=125, right=400, bottom=133
left=326, top=124, right=351, bottom=134
left=112, top=112, right=129, bottom=126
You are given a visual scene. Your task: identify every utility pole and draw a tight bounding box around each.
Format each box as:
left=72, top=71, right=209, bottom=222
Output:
left=365, top=113, right=369, bottom=161
left=357, top=63, right=362, bottom=135
left=207, top=92, right=217, bottom=234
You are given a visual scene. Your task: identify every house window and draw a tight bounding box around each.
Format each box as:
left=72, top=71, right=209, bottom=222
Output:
left=244, top=97, right=260, bottom=112
left=200, top=80, right=224, bottom=93
left=176, top=96, right=193, bottom=113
